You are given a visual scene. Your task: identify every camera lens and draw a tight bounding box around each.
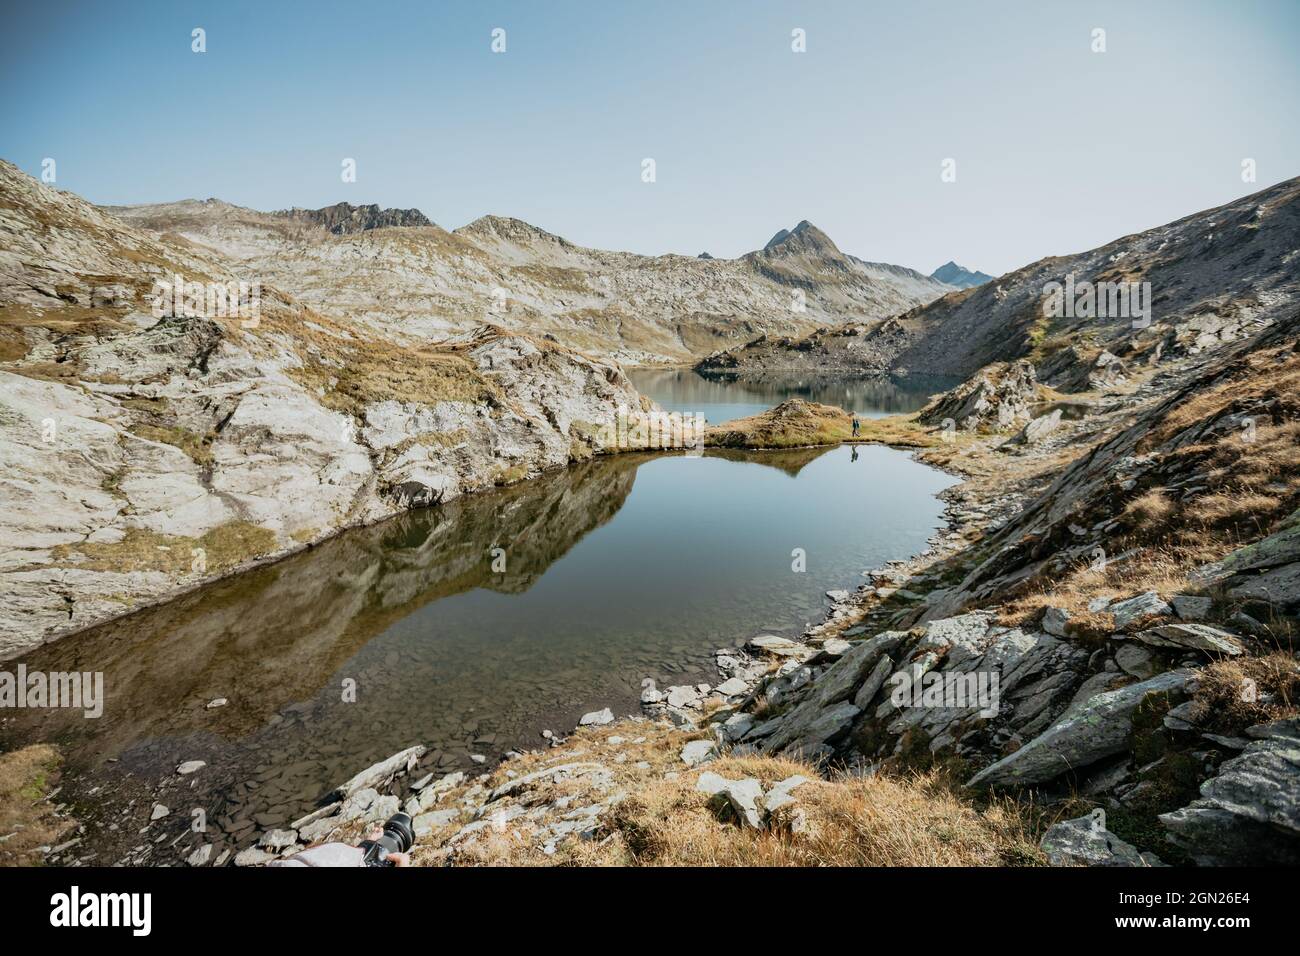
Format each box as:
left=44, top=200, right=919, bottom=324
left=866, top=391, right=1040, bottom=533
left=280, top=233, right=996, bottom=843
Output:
left=382, top=812, right=415, bottom=854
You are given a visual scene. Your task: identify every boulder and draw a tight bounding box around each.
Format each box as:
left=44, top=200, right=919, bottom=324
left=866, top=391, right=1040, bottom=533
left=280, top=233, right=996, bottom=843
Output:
left=579, top=707, right=615, bottom=726
left=761, top=775, right=811, bottom=814
left=747, top=634, right=805, bottom=657
left=258, top=828, right=299, bottom=849
left=1132, top=623, right=1243, bottom=656
left=774, top=701, right=861, bottom=758
left=1114, top=643, right=1161, bottom=679
left=328, top=744, right=426, bottom=801
left=1041, top=606, right=1072, bottom=637
left=1171, top=594, right=1212, bottom=621
left=761, top=630, right=903, bottom=753
left=185, top=844, right=213, bottom=867
left=721, top=712, right=756, bottom=742
left=1109, top=592, right=1171, bottom=628
left=234, top=847, right=277, bottom=867
left=714, top=677, right=749, bottom=698
left=298, top=816, right=341, bottom=844
left=967, top=670, right=1194, bottom=788
left=1041, top=810, right=1161, bottom=867
left=695, top=773, right=766, bottom=829
left=665, top=686, right=700, bottom=708
left=680, top=739, right=719, bottom=768
left=1012, top=409, right=1063, bottom=445
left=919, top=360, right=1037, bottom=432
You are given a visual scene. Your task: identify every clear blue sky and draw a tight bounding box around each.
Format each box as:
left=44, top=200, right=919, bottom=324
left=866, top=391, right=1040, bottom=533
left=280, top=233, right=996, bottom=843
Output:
left=2, top=0, right=1297, bottom=276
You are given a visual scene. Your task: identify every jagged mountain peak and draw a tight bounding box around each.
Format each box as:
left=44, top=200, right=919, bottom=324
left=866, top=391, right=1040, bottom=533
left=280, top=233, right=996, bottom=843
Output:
left=760, top=220, right=841, bottom=257
left=931, top=261, right=994, bottom=288
left=274, top=202, right=433, bottom=235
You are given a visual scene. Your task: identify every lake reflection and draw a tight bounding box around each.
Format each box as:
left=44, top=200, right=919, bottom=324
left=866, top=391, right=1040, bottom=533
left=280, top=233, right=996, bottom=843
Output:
left=1, top=445, right=954, bottom=861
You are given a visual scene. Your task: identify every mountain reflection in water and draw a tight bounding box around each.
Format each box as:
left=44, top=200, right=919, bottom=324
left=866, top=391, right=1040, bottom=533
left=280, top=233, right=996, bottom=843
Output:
left=2, top=444, right=954, bottom=861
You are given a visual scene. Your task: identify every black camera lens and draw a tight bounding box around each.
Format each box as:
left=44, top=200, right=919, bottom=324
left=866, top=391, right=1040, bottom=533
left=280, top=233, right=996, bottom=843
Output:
left=360, top=812, right=416, bottom=866
left=382, top=812, right=415, bottom=853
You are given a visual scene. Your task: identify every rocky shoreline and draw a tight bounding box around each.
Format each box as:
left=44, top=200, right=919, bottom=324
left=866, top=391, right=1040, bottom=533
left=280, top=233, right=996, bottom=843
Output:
left=134, top=380, right=1084, bottom=865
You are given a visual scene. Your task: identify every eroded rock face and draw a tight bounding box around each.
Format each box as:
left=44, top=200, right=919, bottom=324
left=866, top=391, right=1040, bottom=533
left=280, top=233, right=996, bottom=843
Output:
left=918, top=360, right=1037, bottom=433
left=1041, top=810, right=1161, bottom=867
left=0, top=161, right=650, bottom=657
left=966, top=670, right=1195, bottom=789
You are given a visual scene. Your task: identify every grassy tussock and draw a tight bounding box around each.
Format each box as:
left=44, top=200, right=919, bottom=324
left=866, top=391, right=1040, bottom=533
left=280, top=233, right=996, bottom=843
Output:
left=1191, top=653, right=1300, bottom=734
left=0, top=745, right=71, bottom=867
left=581, top=756, right=1041, bottom=867
left=707, top=399, right=852, bottom=448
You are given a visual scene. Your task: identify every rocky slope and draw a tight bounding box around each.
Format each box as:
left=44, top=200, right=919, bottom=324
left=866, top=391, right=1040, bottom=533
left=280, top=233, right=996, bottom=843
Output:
left=222, top=305, right=1300, bottom=870
left=0, top=160, right=667, bottom=657
left=680, top=312, right=1300, bottom=866
left=699, top=178, right=1300, bottom=383
left=107, top=203, right=952, bottom=365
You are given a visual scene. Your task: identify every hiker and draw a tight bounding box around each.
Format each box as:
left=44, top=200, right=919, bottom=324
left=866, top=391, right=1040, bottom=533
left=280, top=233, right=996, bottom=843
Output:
left=851, top=414, right=860, bottom=438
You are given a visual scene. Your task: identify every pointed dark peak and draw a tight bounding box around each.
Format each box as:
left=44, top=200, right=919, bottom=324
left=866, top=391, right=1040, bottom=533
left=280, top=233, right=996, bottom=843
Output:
left=764, top=228, right=792, bottom=250
left=761, top=220, right=841, bottom=257
left=931, top=261, right=994, bottom=288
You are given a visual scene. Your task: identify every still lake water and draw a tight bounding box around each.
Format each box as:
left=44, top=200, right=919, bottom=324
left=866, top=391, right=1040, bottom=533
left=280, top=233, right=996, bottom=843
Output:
left=1, top=378, right=957, bottom=860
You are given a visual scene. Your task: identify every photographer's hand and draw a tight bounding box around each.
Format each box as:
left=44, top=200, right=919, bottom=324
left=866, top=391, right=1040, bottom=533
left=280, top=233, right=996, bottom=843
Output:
left=363, top=825, right=410, bottom=867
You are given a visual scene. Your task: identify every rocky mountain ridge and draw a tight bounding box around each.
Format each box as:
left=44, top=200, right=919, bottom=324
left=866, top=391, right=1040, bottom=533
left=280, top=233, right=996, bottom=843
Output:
left=107, top=201, right=953, bottom=365
left=273, top=201, right=434, bottom=234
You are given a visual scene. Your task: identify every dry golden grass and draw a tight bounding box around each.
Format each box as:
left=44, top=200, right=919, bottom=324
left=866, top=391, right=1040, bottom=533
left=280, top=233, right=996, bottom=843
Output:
left=854, top=412, right=976, bottom=449
left=127, top=422, right=214, bottom=466
left=579, top=755, right=1041, bottom=867
left=1124, top=488, right=1175, bottom=526
left=399, top=722, right=1041, bottom=868
left=1002, top=343, right=1300, bottom=628
left=0, top=745, right=72, bottom=867
left=1190, top=652, right=1299, bottom=734
left=707, top=399, right=852, bottom=448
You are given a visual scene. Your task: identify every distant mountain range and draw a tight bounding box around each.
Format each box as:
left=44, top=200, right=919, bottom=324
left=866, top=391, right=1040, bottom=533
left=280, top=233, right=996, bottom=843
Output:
left=700, top=178, right=1300, bottom=383
left=930, top=261, right=994, bottom=288
left=105, top=203, right=952, bottom=365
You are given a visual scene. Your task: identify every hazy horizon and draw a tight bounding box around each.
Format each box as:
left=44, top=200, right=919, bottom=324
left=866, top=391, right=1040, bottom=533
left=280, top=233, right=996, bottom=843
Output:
left=3, top=0, right=1298, bottom=277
